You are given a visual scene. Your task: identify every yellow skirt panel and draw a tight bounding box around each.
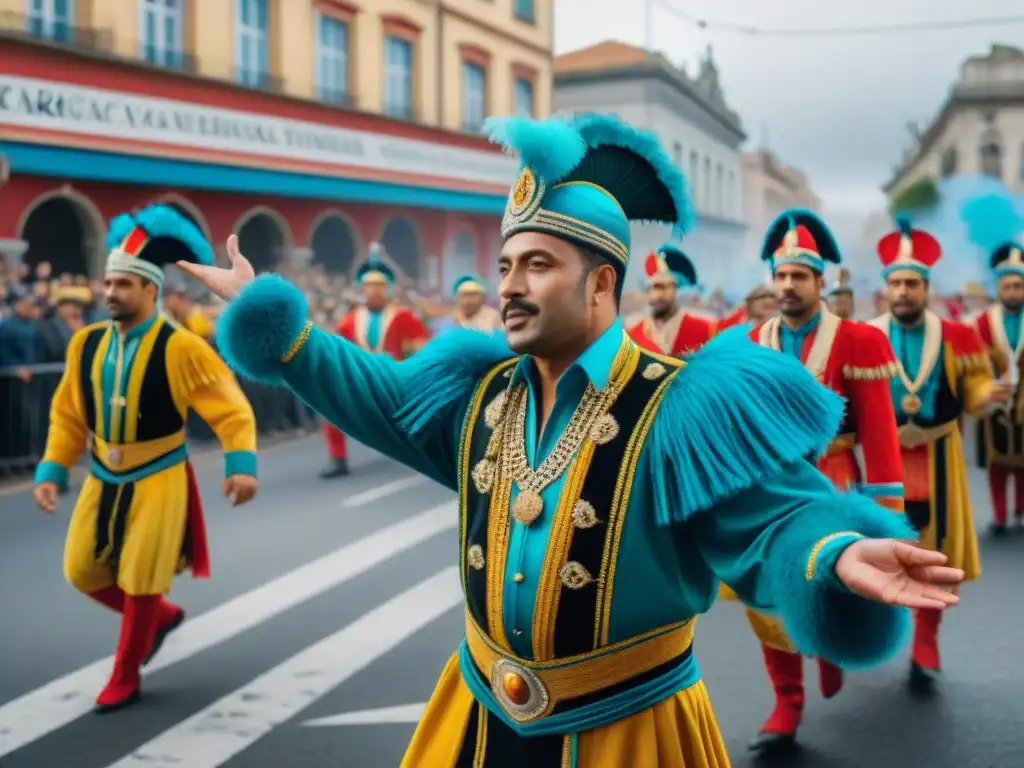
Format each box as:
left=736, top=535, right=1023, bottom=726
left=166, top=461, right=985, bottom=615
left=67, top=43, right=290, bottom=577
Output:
left=63, top=464, right=190, bottom=596
left=743, top=608, right=796, bottom=653
left=926, top=432, right=981, bottom=582
left=401, top=653, right=731, bottom=768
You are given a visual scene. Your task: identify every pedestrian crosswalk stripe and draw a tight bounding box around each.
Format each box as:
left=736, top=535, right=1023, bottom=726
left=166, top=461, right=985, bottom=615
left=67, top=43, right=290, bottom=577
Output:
left=106, top=567, right=461, bottom=768
left=0, top=502, right=456, bottom=760
left=340, top=474, right=428, bottom=508
left=302, top=702, right=428, bottom=727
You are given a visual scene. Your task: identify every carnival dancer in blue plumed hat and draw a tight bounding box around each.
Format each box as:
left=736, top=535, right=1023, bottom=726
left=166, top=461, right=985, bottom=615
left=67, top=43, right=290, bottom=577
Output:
left=319, top=241, right=430, bottom=479
left=962, top=196, right=1024, bottom=535
left=450, top=273, right=502, bottom=332
left=32, top=203, right=259, bottom=714
left=627, top=241, right=716, bottom=356
left=191, top=113, right=963, bottom=766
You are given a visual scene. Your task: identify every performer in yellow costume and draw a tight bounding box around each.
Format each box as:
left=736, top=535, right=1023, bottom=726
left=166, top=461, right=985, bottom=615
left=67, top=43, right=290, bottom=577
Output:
left=188, top=114, right=963, bottom=767
left=33, top=204, right=259, bottom=714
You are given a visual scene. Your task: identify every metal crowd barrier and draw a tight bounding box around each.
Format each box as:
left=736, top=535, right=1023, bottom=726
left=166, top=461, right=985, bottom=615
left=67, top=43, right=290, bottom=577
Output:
left=0, top=362, right=316, bottom=472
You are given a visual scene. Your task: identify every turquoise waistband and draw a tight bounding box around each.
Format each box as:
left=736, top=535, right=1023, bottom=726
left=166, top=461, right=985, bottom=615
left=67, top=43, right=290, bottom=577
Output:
left=457, top=639, right=702, bottom=738
left=89, top=444, right=189, bottom=484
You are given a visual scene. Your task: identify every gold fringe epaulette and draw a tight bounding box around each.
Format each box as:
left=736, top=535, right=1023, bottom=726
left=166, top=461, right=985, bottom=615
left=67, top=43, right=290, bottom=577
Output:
left=179, top=343, right=229, bottom=397
left=842, top=361, right=900, bottom=380
left=956, top=353, right=990, bottom=375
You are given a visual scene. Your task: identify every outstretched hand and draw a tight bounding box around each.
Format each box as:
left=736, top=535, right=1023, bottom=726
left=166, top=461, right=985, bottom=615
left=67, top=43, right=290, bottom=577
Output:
left=834, top=539, right=963, bottom=611
left=177, top=234, right=255, bottom=301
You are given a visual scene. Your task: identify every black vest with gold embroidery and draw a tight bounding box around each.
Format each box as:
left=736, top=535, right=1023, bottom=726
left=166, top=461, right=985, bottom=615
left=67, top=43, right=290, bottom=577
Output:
left=457, top=344, right=683, bottom=661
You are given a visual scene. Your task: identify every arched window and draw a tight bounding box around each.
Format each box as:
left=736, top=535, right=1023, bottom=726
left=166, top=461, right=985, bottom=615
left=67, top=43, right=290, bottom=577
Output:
left=235, top=208, right=291, bottom=273
left=379, top=217, right=422, bottom=282
left=19, top=191, right=102, bottom=276
left=309, top=213, right=358, bottom=274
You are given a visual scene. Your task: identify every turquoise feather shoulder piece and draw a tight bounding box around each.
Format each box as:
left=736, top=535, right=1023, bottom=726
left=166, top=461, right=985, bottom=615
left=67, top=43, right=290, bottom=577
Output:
left=394, top=327, right=516, bottom=443
left=648, top=327, right=845, bottom=525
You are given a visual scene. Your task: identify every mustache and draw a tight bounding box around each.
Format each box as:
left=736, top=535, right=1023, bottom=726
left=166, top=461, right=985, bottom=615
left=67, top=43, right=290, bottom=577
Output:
left=502, top=298, right=539, bottom=321
left=780, top=291, right=799, bottom=301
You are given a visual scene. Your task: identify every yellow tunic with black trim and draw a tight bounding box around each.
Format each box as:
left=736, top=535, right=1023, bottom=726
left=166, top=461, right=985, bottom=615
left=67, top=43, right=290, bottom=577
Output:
left=216, top=273, right=917, bottom=768
left=868, top=311, right=991, bottom=581
left=35, top=313, right=257, bottom=597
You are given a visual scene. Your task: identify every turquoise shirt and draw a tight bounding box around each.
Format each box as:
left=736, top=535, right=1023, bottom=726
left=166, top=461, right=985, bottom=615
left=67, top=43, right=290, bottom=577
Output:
left=366, top=309, right=382, bottom=350
left=267, top=318, right=863, bottom=657
left=778, top=310, right=820, bottom=360
left=1004, top=310, right=1021, bottom=351
left=101, top=313, right=158, bottom=441
left=889, top=319, right=944, bottom=422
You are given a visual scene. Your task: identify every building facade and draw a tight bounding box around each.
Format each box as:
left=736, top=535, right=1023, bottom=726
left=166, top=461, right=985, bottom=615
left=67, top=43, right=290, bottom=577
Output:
left=742, top=148, right=822, bottom=281
left=0, top=0, right=554, bottom=292
left=884, top=44, right=1024, bottom=203
left=553, top=41, right=747, bottom=296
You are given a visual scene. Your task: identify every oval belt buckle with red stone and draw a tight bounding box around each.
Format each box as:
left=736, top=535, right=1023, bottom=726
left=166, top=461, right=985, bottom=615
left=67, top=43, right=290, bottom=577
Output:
left=489, top=658, right=550, bottom=723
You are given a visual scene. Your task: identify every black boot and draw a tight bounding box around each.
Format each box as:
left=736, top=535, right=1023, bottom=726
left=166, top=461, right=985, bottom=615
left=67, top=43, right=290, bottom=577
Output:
left=319, top=459, right=350, bottom=479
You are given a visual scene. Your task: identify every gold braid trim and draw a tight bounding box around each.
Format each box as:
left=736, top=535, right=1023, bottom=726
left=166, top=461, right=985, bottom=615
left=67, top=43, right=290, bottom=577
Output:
left=804, top=531, right=862, bottom=581
left=842, top=361, right=900, bottom=380
left=281, top=321, right=314, bottom=363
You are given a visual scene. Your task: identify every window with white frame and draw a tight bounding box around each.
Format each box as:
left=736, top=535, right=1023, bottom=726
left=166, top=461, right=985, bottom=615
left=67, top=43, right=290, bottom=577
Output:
left=514, top=76, right=533, bottom=116
left=462, top=62, right=486, bottom=132
left=29, top=0, right=73, bottom=43
left=236, top=0, right=269, bottom=88
left=316, top=14, right=349, bottom=105
left=384, top=36, right=413, bottom=119
left=140, top=0, right=183, bottom=68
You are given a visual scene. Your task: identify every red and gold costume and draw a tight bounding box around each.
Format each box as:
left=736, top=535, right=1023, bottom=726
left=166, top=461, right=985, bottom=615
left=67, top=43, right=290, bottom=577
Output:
left=34, top=205, right=258, bottom=713
left=627, top=244, right=715, bottom=357
left=730, top=210, right=903, bottom=751
left=870, top=216, right=992, bottom=681
left=971, top=243, right=1024, bottom=531
left=322, top=246, right=429, bottom=476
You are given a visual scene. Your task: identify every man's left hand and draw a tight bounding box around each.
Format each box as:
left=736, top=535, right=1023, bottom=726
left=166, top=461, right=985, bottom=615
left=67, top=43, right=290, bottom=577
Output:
left=834, top=539, right=964, bottom=610
left=223, top=474, right=258, bottom=506
left=984, top=380, right=1013, bottom=406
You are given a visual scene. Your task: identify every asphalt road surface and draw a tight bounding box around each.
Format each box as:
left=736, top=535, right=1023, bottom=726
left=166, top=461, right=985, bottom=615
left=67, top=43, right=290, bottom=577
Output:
left=1, top=433, right=1022, bottom=768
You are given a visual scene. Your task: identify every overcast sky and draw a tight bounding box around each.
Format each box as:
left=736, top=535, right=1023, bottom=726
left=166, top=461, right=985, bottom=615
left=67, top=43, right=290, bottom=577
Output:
left=553, top=0, right=1024, bottom=241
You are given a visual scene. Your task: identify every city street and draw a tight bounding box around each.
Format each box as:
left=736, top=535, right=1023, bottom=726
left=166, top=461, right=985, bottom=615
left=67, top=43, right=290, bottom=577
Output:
left=0, top=433, right=1022, bottom=768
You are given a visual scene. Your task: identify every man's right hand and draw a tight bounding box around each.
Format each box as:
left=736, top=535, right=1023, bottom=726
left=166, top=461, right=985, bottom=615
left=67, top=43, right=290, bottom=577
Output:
left=34, top=482, right=59, bottom=514
left=176, top=234, right=255, bottom=302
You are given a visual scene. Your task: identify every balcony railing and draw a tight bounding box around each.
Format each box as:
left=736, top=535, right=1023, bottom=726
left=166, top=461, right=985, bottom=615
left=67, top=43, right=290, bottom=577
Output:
left=317, top=87, right=355, bottom=109
left=0, top=9, right=114, bottom=55
left=141, top=45, right=201, bottom=75
left=235, top=67, right=287, bottom=95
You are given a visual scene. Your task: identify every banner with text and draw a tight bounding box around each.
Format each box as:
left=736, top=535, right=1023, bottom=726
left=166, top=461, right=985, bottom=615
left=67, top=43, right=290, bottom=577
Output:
left=0, top=75, right=517, bottom=188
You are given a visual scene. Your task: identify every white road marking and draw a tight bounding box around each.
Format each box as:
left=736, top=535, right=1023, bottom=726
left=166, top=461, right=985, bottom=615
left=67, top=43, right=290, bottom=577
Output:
left=340, top=474, right=427, bottom=508
left=107, top=568, right=461, bottom=767
left=0, top=502, right=456, bottom=759
left=302, top=702, right=428, bottom=727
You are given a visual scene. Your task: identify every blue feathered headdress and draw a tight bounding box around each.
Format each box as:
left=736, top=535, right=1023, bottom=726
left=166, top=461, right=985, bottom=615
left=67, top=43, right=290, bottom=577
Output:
left=760, top=208, right=842, bottom=275
left=104, top=204, right=213, bottom=287
left=960, top=193, right=1024, bottom=279
left=355, top=242, right=395, bottom=285
left=483, top=112, right=694, bottom=271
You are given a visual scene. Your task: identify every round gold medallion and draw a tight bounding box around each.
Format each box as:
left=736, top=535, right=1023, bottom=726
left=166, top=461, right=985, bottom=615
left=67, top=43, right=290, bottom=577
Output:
left=512, top=489, right=544, bottom=526
left=589, top=413, right=620, bottom=445
left=901, top=393, right=922, bottom=415
left=107, top=449, right=122, bottom=467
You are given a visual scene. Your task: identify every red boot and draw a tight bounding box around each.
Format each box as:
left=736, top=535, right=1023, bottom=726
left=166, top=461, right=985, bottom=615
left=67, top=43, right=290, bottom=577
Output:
left=817, top=658, right=844, bottom=699
left=989, top=465, right=1009, bottom=533
left=749, top=645, right=804, bottom=754
left=144, top=602, right=186, bottom=666
left=911, top=608, right=942, bottom=670
left=94, top=595, right=161, bottom=714
left=87, top=585, right=126, bottom=613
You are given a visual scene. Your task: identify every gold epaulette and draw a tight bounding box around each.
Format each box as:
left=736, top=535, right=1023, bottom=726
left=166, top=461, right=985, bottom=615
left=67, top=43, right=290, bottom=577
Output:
left=841, top=361, right=900, bottom=380
left=956, top=353, right=990, bottom=374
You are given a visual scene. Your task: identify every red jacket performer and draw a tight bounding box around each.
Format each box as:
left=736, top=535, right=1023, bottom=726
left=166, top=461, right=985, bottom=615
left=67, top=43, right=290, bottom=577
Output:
left=869, top=214, right=1008, bottom=693
left=627, top=242, right=715, bottom=357
left=320, top=244, right=429, bottom=478
left=971, top=236, right=1024, bottom=533
left=742, top=209, right=904, bottom=756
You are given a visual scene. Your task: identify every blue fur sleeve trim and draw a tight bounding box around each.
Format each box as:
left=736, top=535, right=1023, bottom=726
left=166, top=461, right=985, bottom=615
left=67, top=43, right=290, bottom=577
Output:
left=394, top=327, right=515, bottom=444
left=648, top=326, right=846, bottom=524
left=769, top=492, right=916, bottom=668
left=215, top=274, right=309, bottom=386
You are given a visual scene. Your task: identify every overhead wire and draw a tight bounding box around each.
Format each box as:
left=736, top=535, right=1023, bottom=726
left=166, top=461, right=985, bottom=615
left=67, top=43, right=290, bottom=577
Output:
left=652, top=1, right=1024, bottom=38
